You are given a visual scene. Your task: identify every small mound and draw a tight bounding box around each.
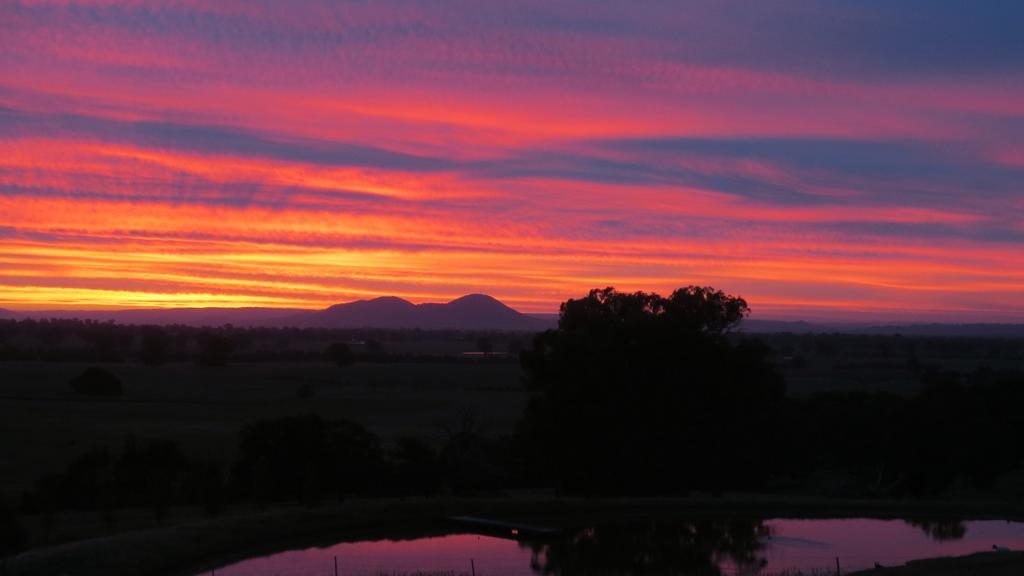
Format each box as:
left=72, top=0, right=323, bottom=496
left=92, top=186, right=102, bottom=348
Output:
left=69, top=366, right=123, bottom=397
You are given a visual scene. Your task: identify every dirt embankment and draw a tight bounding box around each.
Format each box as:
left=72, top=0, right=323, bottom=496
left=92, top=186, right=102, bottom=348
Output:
left=850, top=551, right=1024, bottom=575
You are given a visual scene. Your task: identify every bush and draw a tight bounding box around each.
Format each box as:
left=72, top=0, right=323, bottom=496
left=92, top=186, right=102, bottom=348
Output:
left=324, top=342, right=355, bottom=367
left=70, top=367, right=123, bottom=397
left=994, top=469, right=1024, bottom=502
left=0, top=495, right=26, bottom=558
left=196, top=332, right=233, bottom=367
left=391, top=437, right=442, bottom=497
left=232, top=414, right=387, bottom=503
left=21, top=439, right=193, bottom=520
left=139, top=326, right=170, bottom=366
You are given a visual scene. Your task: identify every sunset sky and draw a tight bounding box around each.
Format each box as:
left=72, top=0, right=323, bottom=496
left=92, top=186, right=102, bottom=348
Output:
left=2, top=1, right=1023, bottom=321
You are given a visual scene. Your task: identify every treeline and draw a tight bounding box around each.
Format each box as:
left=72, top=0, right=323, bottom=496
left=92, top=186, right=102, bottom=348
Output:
left=2, top=318, right=1020, bottom=367
left=517, top=287, right=1024, bottom=498
left=775, top=367, right=1024, bottom=498
left=756, top=331, right=1024, bottom=368
left=0, top=319, right=526, bottom=364
left=10, top=412, right=517, bottom=552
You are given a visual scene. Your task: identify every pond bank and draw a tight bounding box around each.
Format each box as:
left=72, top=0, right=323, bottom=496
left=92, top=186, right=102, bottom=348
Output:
left=849, top=550, right=1024, bottom=575
left=6, top=494, right=1024, bottom=576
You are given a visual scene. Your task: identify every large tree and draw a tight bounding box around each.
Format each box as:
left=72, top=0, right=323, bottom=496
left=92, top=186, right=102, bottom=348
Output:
left=519, top=286, right=784, bottom=495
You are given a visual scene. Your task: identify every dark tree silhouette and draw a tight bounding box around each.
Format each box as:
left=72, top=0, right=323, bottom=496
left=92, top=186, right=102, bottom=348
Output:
left=363, top=338, right=385, bottom=357
left=232, top=414, right=386, bottom=503
left=70, top=366, right=123, bottom=397
left=20, top=438, right=191, bottom=523
left=185, top=460, right=226, bottom=516
left=324, top=341, right=355, bottom=367
left=0, top=495, right=26, bottom=559
left=527, top=520, right=770, bottom=576
left=139, top=326, right=170, bottom=367
left=476, top=336, right=493, bottom=354
left=439, top=411, right=516, bottom=493
left=196, top=332, right=233, bottom=367
left=390, top=436, right=442, bottom=497
left=907, top=520, right=967, bottom=541
left=115, top=438, right=189, bottom=523
left=519, top=286, right=784, bottom=494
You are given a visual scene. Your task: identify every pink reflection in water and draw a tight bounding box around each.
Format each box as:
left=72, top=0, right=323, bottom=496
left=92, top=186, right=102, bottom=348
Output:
left=208, top=533, right=531, bottom=576
left=755, top=519, right=1024, bottom=574
left=204, top=519, right=1024, bottom=576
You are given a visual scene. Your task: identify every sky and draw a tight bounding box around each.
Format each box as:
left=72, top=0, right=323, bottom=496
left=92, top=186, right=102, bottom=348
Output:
left=1, top=1, right=1023, bottom=321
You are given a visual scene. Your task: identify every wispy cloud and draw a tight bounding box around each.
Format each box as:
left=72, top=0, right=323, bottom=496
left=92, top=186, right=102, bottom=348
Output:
left=0, top=1, right=1022, bottom=320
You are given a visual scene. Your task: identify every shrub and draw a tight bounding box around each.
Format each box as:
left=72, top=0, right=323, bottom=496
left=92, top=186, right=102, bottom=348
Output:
left=70, top=367, right=123, bottom=397
left=0, top=495, right=26, bottom=559
left=324, top=342, right=355, bottom=367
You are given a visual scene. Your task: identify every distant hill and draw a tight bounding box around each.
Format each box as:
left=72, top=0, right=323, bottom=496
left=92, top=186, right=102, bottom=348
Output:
left=8, top=295, right=554, bottom=331
left=852, top=323, right=1024, bottom=338
left=6, top=307, right=307, bottom=327
left=742, top=319, right=1024, bottom=338
left=6, top=300, right=1022, bottom=336
left=302, top=294, right=552, bottom=331
left=740, top=319, right=834, bottom=334
left=529, top=312, right=560, bottom=324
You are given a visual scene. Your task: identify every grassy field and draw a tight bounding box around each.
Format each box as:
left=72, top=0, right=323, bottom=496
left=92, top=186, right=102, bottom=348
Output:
left=2, top=335, right=1019, bottom=494
left=777, top=349, right=1024, bottom=397
left=0, top=360, right=527, bottom=495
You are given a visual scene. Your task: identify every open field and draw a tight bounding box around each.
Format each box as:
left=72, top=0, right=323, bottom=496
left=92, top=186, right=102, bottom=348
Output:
left=3, top=331, right=1021, bottom=495
left=762, top=334, right=1024, bottom=396
left=0, top=361, right=526, bottom=495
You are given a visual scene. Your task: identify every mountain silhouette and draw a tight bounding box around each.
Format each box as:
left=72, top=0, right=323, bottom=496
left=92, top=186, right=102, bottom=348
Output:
left=7, top=300, right=1019, bottom=336
left=4, top=307, right=300, bottom=327
left=4, top=295, right=552, bottom=331
left=304, top=293, right=550, bottom=330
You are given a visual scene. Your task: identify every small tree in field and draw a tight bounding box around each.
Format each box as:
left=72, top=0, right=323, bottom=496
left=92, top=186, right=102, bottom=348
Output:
left=0, top=495, right=26, bottom=559
left=476, top=336, right=494, bottom=354
left=324, top=342, right=355, bottom=367
left=70, top=367, right=123, bottom=397
left=139, top=326, right=170, bottom=367
left=196, top=332, right=233, bottom=367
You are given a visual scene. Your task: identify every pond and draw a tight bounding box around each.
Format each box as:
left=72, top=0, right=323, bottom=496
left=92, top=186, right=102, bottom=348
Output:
left=200, top=518, right=1024, bottom=575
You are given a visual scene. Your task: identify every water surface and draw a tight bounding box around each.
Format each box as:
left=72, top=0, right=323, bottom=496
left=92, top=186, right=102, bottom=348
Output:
left=203, top=518, right=1024, bottom=575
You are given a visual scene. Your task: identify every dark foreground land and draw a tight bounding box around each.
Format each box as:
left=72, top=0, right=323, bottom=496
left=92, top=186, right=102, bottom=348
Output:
left=5, top=495, right=1024, bottom=576
left=2, top=308, right=1024, bottom=575
left=2, top=330, right=1020, bottom=497
left=862, top=552, right=1024, bottom=575
left=0, top=360, right=525, bottom=495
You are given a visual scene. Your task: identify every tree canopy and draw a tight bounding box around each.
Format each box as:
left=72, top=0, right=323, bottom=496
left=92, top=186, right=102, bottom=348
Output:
left=519, top=286, right=783, bottom=495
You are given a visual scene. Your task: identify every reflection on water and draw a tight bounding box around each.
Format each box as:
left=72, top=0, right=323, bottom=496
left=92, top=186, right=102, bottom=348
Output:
left=202, top=518, right=1024, bottom=576
left=525, top=520, right=771, bottom=575
left=905, top=519, right=966, bottom=541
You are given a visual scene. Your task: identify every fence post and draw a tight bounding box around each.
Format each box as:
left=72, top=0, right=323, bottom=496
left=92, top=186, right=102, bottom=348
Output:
left=335, top=555, right=339, bottom=576
left=471, top=558, right=476, bottom=576
left=835, top=556, right=841, bottom=576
